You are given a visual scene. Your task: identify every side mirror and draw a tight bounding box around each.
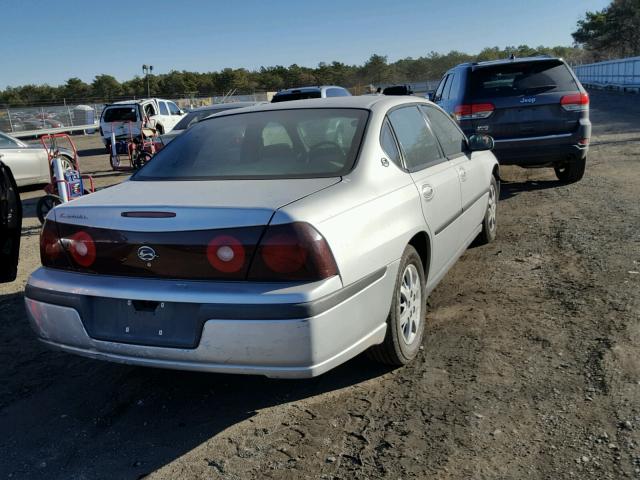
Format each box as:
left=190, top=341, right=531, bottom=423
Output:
left=468, top=134, right=495, bottom=151
left=425, top=92, right=434, bottom=101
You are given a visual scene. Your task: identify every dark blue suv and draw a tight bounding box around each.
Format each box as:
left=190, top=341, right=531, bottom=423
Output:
left=434, top=56, right=590, bottom=183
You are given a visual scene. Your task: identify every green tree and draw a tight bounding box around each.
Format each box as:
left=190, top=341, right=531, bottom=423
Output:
left=91, top=74, right=122, bottom=101
left=573, top=0, right=640, bottom=58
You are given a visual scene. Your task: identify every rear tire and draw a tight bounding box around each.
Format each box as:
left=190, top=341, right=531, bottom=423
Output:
left=477, top=175, right=498, bottom=245
left=368, top=245, right=426, bottom=366
left=554, top=156, right=586, bottom=183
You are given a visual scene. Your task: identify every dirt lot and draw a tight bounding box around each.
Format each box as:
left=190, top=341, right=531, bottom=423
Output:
left=1, top=91, right=639, bottom=479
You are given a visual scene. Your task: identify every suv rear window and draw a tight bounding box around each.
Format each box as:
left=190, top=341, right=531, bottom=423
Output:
left=271, top=91, right=322, bottom=103
left=103, top=106, right=138, bottom=123
left=471, top=60, right=577, bottom=98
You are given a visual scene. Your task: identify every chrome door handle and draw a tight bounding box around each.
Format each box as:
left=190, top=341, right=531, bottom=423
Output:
left=458, top=167, right=467, bottom=181
left=421, top=184, right=434, bottom=201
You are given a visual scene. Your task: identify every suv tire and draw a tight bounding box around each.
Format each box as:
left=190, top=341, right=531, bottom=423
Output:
left=555, top=156, right=586, bottom=183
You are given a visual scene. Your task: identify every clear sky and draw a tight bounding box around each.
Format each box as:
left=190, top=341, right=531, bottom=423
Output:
left=1, top=0, right=610, bottom=89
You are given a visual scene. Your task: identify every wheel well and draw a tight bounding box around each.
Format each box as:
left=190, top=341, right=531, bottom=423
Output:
left=408, top=231, right=431, bottom=279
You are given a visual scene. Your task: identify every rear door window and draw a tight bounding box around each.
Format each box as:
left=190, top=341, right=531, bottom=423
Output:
left=388, top=106, right=443, bottom=171
left=159, top=102, right=169, bottom=115
left=421, top=105, right=467, bottom=158
left=471, top=60, right=578, bottom=98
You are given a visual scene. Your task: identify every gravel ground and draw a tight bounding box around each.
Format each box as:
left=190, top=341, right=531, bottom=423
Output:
left=0, top=90, right=639, bottom=479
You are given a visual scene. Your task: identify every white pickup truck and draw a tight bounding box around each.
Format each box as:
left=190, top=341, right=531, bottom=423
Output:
left=99, top=98, right=186, bottom=147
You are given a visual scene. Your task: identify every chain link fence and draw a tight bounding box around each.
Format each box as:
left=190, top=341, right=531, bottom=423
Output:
left=0, top=93, right=271, bottom=137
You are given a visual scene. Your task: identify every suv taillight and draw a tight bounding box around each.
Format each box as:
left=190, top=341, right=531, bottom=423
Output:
left=248, top=223, right=338, bottom=282
left=561, top=93, right=589, bottom=111
left=454, top=103, right=495, bottom=121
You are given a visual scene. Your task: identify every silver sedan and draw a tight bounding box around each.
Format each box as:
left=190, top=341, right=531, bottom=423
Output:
left=25, top=96, right=499, bottom=378
left=0, top=132, right=75, bottom=187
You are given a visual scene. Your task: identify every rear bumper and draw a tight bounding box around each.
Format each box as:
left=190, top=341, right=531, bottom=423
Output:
left=466, top=118, right=591, bottom=167
left=24, top=265, right=397, bottom=378
left=469, top=119, right=591, bottom=167
left=492, top=133, right=589, bottom=166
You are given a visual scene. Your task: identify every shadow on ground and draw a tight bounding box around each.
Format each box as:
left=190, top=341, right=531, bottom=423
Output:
left=0, top=292, right=393, bottom=479
left=499, top=178, right=563, bottom=202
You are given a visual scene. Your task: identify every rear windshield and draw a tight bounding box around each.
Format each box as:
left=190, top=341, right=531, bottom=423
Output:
left=103, top=106, right=138, bottom=123
left=134, top=108, right=369, bottom=180
left=471, top=60, right=577, bottom=98
left=272, top=91, right=322, bottom=103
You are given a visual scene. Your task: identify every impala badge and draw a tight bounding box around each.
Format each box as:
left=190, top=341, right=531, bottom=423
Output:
left=138, top=246, right=158, bottom=262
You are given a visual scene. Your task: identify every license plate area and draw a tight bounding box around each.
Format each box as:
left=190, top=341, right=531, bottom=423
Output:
left=84, top=297, right=202, bottom=348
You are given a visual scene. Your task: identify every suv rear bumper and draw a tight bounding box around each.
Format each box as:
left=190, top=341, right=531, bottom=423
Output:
left=488, top=121, right=591, bottom=167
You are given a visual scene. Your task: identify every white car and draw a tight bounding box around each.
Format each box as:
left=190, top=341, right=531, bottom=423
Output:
left=26, top=96, right=499, bottom=378
left=0, top=132, right=74, bottom=187
left=99, top=98, right=186, bottom=146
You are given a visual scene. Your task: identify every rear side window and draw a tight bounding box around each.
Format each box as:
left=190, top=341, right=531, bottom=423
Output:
left=448, top=73, right=462, bottom=101
left=434, top=75, right=448, bottom=101
left=103, top=107, right=138, bottom=123
left=326, top=88, right=350, bottom=97
left=471, top=60, right=578, bottom=98
left=380, top=119, right=401, bottom=166
left=388, top=106, right=442, bottom=170
left=421, top=106, right=466, bottom=158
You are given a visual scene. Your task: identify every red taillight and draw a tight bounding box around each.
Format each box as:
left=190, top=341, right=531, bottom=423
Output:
left=206, top=235, right=246, bottom=273
left=248, top=223, right=338, bottom=281
left=561, top=93, right=589, bottom=111
left=454, top=103, right=495, bottom=121
left=40, top=220, right=63, bottom=263
left=67, top=231, right=96, bottom=267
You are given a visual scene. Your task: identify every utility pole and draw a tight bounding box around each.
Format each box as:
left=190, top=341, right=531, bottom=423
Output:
left=142, top=64, right=154, bottom=97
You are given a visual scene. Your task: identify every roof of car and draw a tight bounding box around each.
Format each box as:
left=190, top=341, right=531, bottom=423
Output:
left=205, top=95, right=430, bottom=117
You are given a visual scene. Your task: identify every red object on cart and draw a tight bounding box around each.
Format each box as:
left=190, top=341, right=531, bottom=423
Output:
left=108, top=121, right=159, bottom=171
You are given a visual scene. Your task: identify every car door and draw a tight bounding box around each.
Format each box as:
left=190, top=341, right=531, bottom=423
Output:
left=0, top=133, right=42, bottom=186
left=156, top=101, right=171, bottom=128
left=422, top=105, right=489, bottom=229
left=0, top=161, right=21, bottom=283
left=387, top=105, right=464, bottom=278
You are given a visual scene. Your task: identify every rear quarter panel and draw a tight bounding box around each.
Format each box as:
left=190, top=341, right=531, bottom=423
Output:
left=273, top=111, right=431, bottom=288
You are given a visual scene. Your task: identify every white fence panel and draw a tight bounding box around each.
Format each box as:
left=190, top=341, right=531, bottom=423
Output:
left=573, top=57, right=640, bottom=90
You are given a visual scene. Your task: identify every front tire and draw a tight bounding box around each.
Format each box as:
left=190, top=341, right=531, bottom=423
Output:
left=554, top=156, right=586, bottom=183
left=477, top=175, right=498, bottom=245
left=369, top=245, right=426, bottom=366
